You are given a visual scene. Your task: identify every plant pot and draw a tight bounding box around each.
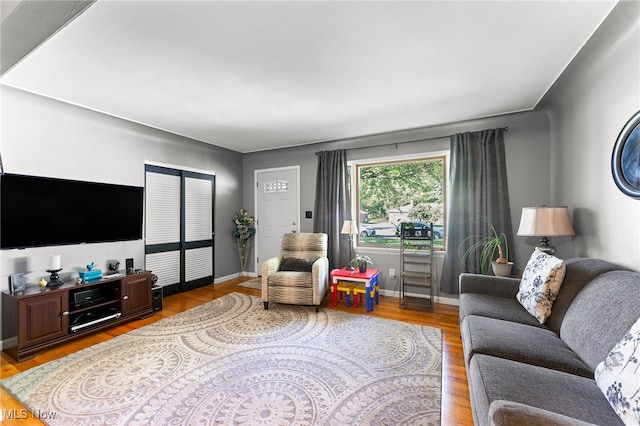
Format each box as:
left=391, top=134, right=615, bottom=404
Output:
left=491, top=261, right=513, bottom=277
left=359, top=265, right=367, bottom=273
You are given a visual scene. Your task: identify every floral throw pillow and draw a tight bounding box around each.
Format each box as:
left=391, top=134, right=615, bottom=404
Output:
left=516, top=249, right=566, bottom=324
left=595, top=316, right=640, bottom=425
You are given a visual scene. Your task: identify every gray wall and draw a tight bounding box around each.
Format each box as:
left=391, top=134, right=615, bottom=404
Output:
left=3, top=0, right=636, bottom=306
left=538, top=0, right=640, bottom=270
left=0, top=86, right=244, bottom=292
left=243, top=109, right=552, bottom=300
left=243, top=0, right=640, bottom=299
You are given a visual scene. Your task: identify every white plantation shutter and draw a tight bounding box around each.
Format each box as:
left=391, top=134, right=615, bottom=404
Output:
left=145, top=164, right=214, bottom=293
left=185, top=177, right=212, bottom=242
left=145, top=251, right=180, bottom=287
left=185, top=247, right=213, bottom=282
left=145, top=172, right=180, bottom=245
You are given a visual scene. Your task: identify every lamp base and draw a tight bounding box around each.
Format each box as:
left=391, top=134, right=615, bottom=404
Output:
left=535, top=237, right=556, bottom=255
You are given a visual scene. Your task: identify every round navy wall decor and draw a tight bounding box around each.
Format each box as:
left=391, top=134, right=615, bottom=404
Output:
left=612, top=110, right=640, bottom=199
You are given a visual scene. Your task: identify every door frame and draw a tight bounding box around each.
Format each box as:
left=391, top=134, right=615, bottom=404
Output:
left=254, top=165, right=300, bottom=275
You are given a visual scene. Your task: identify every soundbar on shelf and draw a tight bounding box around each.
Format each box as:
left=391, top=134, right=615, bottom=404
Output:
left=70, top=312, right=122, bottom=333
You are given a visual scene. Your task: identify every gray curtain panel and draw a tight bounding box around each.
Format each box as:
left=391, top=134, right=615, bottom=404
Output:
left=440, top=128, right=514, bottom=294
left=313, top=149, right=351, bottom=269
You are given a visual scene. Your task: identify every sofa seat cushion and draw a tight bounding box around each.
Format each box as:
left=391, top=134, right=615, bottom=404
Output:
left=468, top=354, right=624, bottom=426
left=462, top=315, right=593, bottom=378
left=267, top=271, right=313, bottom=288
left=488, top=401, right=600, bottom=426
left=459, top=293, right=544, bottom=328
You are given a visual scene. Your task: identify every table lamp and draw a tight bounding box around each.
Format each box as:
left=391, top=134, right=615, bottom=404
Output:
left=341, top=220, right=358, bottom=264
left=517, top=206, right=575, bottom=255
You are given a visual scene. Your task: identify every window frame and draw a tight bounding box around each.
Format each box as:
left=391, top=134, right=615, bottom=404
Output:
left=349, top=150, right=449, bottom=252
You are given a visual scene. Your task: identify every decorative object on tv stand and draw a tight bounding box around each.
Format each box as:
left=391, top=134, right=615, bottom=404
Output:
left=348, top=254, right=372, bottom=273
left=46, top=254, right=63, bottom=286
left=231, top=208, right=256, bottom=273
left=459, top=217, right=512, bottom=277
left=79, top=261, right=102, bottom=282
left=341, top=220, right=358, bottom=265
left=517, top=206, right=575, bottom=255
left=126, top=258, right=134, bottom=274
left=107, top=260, right=120, bottom=274
left=611, top=109, right=640, bottom=199
left=9, top=273, right=25, bottom=293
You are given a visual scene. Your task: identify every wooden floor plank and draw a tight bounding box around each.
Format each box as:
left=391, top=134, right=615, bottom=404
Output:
left=0, top=277, right=472, bottom=425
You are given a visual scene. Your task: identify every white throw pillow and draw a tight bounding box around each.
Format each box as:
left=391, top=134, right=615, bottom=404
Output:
left=516, top=249, right=566, bottom=324
left=595, top=316, right=640, bottom=426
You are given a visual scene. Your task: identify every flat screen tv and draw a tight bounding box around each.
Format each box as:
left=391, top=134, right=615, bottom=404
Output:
left=1, top=173, right=143, bottom=249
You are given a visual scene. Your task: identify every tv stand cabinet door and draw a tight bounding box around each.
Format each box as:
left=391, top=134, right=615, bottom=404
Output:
left=121, top=274, right=152, bottom=317
left=19, top=292, right=69, bottom=348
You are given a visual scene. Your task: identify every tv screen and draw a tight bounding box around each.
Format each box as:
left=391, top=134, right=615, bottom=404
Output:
left=1, top=174, right=143, bottom=249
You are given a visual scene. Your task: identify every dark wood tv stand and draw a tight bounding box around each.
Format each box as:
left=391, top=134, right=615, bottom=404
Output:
left=2, top=271, right=153, bottom=362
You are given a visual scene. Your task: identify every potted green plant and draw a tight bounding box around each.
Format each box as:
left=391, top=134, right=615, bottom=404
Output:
left=348, top=254, right=372, bottom=273
left=459, top=219, right=512, bottom=277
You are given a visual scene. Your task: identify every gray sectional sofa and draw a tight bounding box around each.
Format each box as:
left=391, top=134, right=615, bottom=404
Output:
left=459, top=258, right=640, bottom=425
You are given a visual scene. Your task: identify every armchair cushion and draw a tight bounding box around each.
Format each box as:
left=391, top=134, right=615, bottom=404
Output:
left=269, top=271, right=314, bottom=288
left=280, top=257, right=317, bottom=272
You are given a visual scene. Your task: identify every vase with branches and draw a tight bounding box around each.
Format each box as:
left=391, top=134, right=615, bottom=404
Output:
left=232, top=208, right=256, bottom=272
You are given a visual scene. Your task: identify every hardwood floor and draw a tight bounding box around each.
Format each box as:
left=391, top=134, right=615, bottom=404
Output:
left=1, top=277, right=473, bottom=425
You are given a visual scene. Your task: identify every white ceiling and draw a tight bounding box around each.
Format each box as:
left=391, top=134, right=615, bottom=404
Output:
left=1, top=1, right=617, bottom=153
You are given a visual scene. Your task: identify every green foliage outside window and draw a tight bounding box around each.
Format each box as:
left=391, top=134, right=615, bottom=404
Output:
left=355, top=156, right=446, bottom=249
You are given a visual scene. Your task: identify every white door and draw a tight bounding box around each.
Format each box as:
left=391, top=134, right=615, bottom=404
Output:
left=255, top=167, right=300, bottom=273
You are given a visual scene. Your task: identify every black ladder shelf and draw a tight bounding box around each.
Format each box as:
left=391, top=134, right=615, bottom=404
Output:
left=399, top=222, right=435, bottom=310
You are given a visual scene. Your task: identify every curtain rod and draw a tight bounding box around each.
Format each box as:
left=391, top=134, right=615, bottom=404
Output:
left=315, top=126, right=508, bottom=155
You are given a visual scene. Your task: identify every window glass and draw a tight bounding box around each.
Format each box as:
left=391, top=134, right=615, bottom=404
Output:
left=354, top=156, right=446, bottom=250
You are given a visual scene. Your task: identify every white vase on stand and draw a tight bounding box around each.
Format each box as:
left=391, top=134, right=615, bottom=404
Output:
left=236, top=238, right=252, bottom=275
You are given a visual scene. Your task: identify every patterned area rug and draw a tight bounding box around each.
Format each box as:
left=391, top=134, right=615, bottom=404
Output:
left=237, top=277, right=262, bottom=289
left=1, top=292, right=442, bottom=425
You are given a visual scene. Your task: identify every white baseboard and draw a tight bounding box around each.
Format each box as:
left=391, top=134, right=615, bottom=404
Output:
left=379, top=289, right=459, bottom=306
left=0, top=336, right=17, bottom=353
left=214, top=272, right=257, bottom=283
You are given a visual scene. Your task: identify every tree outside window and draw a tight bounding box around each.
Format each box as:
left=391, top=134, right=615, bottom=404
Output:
left=354, top=156, right=446, bottom=250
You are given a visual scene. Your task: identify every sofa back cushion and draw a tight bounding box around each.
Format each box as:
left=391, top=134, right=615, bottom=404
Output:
left=545, top=258, right=625, bottom=335
left=560, top=270, right=640, bottom=371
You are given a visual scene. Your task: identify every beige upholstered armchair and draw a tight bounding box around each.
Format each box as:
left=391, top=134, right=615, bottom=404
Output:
left=261, top=233, right=329, bottom=312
